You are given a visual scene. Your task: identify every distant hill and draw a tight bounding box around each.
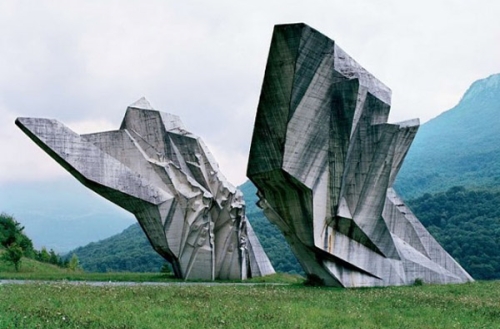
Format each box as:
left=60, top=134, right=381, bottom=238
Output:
left=0, top=179, right=135, bottom=253
left=72, top=195, right=303, bottom=275
left=395, top=73, right=500, bottom=199
left=239, top=179, right=259, bottom=214
left=69, top=223, right=165, bottom=273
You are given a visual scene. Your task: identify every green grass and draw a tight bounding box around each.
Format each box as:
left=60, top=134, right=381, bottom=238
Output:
left=1, top=281, right=499, bottom=328
left=2, top=253, right=499, bottom=328
left=0, top=252, right=304, bottom=284
left=244, top=272, right=304, bottom=284
left=0, top=252, right=177, bottom=282
left=0, top=269, right=302, bottom=284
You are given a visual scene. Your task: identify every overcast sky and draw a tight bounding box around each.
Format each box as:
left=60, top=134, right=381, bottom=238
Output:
left=1, top=0, right=499, bottom=186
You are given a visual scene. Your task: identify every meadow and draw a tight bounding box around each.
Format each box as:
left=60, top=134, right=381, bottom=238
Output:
left=1, top=254, right=499, bottom=328
left=1, top=279, right=499, bottom=329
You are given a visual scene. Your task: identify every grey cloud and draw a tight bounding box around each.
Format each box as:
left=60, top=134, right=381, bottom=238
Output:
left=1, top=0, right=499, bottom=184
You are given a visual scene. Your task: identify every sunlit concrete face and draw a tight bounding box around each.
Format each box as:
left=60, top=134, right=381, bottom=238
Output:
left=16, top=98, right=274, bottom=281
left=247, top=23, right=473, bottom=287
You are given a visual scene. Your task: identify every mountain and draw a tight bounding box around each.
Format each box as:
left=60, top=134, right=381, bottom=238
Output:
left=394, top=73, right=500, bottom=199
left=239, top=179, right=259, bottom=214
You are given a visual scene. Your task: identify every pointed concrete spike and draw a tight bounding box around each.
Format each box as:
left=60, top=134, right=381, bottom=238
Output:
left=128, top=97, right=154, bottom=110
left=17, top=105, right=275, bottom=282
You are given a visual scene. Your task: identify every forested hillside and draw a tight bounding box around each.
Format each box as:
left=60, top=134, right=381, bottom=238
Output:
left=395, top=73, right=500, bottom=199
left=407, top=187, right=500, bottom=280
left=70, top=223, right=165, bottom=273
left=247, top=211, right=302, bottom=274
left=1, top=213, right=76, bottom=271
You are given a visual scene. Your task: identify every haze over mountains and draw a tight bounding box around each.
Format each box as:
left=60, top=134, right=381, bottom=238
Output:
left=1, top=73, right=499, bottom=276
left=394, top=73, right=500, bottom=199
left=0, top=180, right=135, bottom=252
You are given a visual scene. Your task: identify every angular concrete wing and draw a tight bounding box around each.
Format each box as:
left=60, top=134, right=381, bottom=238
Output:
left=16, top=98, right=274, bottom=280
left=247, top=23, right=472, bottom=287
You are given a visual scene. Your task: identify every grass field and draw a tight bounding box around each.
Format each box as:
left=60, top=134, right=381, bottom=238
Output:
left=0, top=253, right=172, bottom=282
left=1, top=253, right=499, bottom=328
left=1, top=280, right=499, bottom=329
left=0, top=252, right=303, bottom=284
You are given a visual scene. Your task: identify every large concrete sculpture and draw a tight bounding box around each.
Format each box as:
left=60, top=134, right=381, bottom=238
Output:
left=16, top=98, right=274, bottom=280
left=247, top=23, right=473, bottom=287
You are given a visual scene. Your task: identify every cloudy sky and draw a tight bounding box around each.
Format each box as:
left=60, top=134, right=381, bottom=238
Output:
left=1, top=0, right=499, bottom=186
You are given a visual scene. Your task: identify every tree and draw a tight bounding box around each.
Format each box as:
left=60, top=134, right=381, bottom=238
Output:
left=0, top=213, right=19, bottom=247
left=37, top=247, right=51, bottom=263
left=1, top=243, right=23, bottom=271
left=49, top=249, right=59, bottom=265
left=68, top=253, right=80, bottom=271
left=0, top=213, right=34, bottom=257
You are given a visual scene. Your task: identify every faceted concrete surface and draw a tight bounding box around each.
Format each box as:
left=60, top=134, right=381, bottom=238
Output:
left=247, top=23, right=473, bottom=287
left=16, top=98, right=274, bottom=281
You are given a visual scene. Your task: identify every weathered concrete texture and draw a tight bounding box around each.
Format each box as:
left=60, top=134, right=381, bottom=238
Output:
left=247, top=23, right=473, bottom=287
left=16, top=98, right=274, bottom=281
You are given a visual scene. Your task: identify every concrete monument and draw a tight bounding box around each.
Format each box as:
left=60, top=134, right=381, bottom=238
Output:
left=247, top=23, right=473, bottom=287
left=16, top=98, right=274, bottom=280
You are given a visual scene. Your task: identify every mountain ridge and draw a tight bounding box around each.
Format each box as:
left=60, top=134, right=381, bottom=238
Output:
left=394, top=73, right=500, bottom=199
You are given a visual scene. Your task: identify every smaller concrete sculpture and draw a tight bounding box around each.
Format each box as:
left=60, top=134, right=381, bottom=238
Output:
left=247, top=23, right=473, bottom=287
left=16, top=98, right=274, bottom=280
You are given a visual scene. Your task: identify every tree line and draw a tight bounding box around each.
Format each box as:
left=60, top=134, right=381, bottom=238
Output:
left=0, top=213, right=79, bottom=271
left=407, top=186, right=500, bottom=280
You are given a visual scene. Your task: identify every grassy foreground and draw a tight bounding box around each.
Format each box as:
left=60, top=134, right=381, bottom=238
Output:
left=1, top=280, right=499, bottom=329
left=0, top=253, right=173, bottom=282
left=1, top=254, right=498, bottom=328
left=0, top=252, right=303, bottom=284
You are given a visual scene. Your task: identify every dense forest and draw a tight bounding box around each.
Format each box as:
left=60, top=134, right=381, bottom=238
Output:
left=407, top=186, right=500, bottom=280
left=69, top=223, right=165, bottom=273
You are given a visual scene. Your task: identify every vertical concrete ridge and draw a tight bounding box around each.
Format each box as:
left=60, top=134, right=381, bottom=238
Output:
left=248, top=23, right=473, bottom=287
